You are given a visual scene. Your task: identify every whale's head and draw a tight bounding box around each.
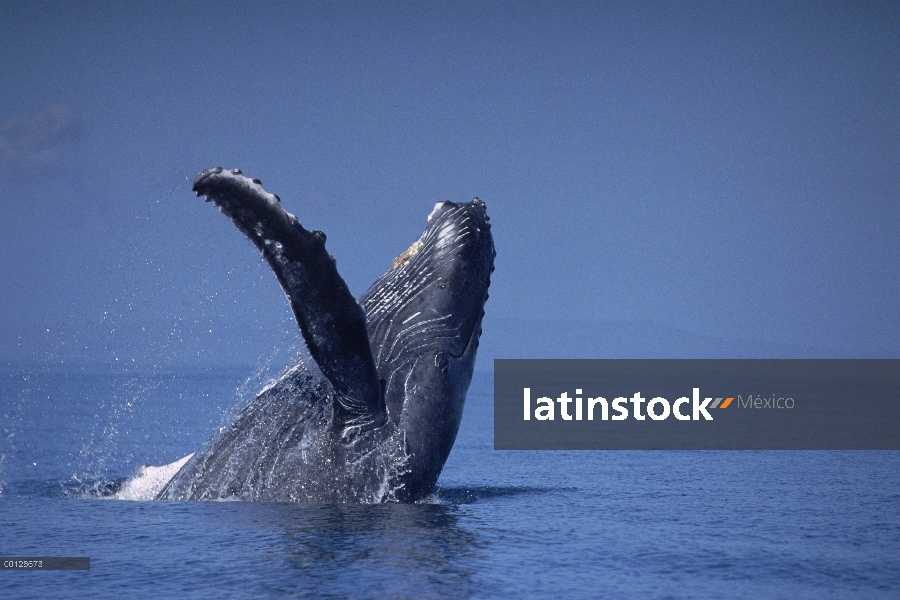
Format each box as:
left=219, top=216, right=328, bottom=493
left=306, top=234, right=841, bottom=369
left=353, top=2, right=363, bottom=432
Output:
left=360, top=198, right=494, bottom=499
left=362, top=198, right=494, bottom=376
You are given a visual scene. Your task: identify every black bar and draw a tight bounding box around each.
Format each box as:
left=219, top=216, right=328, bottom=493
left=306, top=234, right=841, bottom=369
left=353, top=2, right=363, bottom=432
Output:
left=1, top=557, right=90, bottom=570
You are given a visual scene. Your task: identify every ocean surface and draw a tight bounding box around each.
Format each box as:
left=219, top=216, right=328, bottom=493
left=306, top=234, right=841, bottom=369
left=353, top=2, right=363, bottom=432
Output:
left=1, top=365, right=898, bottom=598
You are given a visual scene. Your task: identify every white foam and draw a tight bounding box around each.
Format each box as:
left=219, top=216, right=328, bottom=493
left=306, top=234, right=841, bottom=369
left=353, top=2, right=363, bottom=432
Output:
left=115, top=453, right=194, bottom=501
left=427, top=201, right=445, bottom=222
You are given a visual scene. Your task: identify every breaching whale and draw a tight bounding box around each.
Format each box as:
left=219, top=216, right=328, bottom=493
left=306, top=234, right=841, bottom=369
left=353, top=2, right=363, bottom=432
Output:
left=150, top=167, right=494, bottom=502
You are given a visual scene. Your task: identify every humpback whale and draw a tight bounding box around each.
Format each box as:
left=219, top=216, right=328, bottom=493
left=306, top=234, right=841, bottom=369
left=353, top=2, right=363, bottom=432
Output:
left=153, top=167, right=494, bottom=502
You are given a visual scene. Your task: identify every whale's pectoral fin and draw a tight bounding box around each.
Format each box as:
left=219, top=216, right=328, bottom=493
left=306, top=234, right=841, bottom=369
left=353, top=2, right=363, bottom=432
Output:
left=192, top=167, right=386, bottom=432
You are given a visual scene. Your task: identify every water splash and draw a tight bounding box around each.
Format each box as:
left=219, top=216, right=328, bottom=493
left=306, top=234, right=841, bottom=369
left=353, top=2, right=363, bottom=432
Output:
left=158, top=367, right=413, bottom=503
left=115, top=453, right=195, bottom=500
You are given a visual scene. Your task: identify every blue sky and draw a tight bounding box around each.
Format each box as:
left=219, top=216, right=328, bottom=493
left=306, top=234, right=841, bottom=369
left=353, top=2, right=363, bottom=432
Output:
left=1, top=1, right=897, bottom=368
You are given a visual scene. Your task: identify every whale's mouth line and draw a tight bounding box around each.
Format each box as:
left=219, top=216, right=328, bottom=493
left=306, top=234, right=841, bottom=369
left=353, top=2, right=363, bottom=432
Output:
left=452, top=316, right=483, bottom=361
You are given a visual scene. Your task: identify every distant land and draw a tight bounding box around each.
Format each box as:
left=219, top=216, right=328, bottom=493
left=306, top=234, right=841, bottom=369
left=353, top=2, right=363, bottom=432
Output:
left=475, top=318, right=895, bottom=365
left=3, top=316, right=892, bottom=373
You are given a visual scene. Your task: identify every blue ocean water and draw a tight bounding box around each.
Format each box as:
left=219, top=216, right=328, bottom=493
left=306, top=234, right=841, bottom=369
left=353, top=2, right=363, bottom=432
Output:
left=1, top=366, right=898, bottom=598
